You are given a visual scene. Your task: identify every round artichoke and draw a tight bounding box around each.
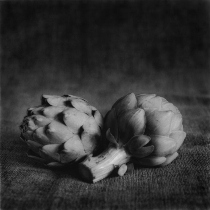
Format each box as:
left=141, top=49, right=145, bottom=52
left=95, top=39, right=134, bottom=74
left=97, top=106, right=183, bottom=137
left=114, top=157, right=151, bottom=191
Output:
left=20, top=94, right=103, bottom=167
left=79, top=93, right=186, bottom=183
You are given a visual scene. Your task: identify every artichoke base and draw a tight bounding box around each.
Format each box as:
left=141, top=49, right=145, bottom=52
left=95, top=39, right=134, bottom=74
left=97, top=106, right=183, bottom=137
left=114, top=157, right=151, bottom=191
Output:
left=79, top=145, right=130, bottom=183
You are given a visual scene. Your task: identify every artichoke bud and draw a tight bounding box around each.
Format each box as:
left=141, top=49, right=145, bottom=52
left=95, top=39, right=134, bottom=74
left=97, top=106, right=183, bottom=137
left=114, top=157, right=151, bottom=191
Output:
left=79, top=93, right=186, bottom=183
left=20, top=94, right=104, bottom=167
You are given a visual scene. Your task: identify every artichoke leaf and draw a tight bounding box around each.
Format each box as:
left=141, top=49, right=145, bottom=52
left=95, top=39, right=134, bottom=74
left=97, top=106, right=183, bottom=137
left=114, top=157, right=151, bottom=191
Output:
left=146, top=110, right=174, bottom=135
left=118, top=108, right=146, bottom=143
left=112, top=93, right=137, bottom=115
left=141, top=96, right=163, bottom=110
left=93, top=110, right=103, bottom=128
left=60, top=136, right=86, bottom=163
left=42, top=106, right=65, bottom=118
left=21, top=130, right=33, bottom=141
left=170, top=131, right=186, bottom=150
left=27, top=106, right=45, bottom=116
left=65, top=94, right=88, bottom=102
left=23, top=117, right=38, bottom=131
left=169, top=113, right=183, bottom=132
left=71, top=99, right=92, bottom=115
left=31, top=115, right=52, bottom=127
left=27, top=140, right=42, bottom=154
left=40, top=144, right=61, bottom=162
left=47, top=162, right=64, bottom=167
left=161, top=101, right=179, bottom=113
left=63, top=108, right=89, bottom=133
left=131, top=145, right=154, bottom=158
left=150, top=135, right=177, bottom=156
left=81, top=121, right=101, bottom=154
left=136, top=94, right=156, bottom=107
left=125, top=135, right=151, bottom=149
left=81, top=132, right=100, bottom=155
left=33, top=127, right=50, bottom=145
left=45, top=95, right=66, bottom=107
left=45, top=121, right=74, bottom=144
left=27, top=150, right=48, bottom=163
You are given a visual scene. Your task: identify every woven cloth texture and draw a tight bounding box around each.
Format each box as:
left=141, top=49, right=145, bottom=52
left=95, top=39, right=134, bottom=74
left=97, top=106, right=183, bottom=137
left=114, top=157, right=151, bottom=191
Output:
left=1, top=1, right=210, bottom=209
left=2, top=95, right=210, bottom=210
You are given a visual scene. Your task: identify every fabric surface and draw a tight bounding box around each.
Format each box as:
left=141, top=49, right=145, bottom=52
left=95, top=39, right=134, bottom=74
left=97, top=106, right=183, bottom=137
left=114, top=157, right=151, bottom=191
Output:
left=2, top=95, right=210, bottom=210
left=1, top=1, right=210, bottom=209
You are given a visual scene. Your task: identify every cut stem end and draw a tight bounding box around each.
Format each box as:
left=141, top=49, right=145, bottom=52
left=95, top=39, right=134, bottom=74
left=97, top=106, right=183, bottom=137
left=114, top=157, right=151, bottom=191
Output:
left=78, top=146, right=130, bottom=183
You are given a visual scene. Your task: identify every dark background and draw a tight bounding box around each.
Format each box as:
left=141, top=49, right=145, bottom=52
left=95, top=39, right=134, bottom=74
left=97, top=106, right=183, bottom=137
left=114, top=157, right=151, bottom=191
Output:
left=1, top=0, right=210, bottom=209
left=2, top=0, right=210, bottom=118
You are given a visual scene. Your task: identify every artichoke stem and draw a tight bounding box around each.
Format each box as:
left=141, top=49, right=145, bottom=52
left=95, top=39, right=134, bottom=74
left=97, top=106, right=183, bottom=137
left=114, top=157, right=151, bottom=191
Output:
left=79, top=145, right=130, bottom=183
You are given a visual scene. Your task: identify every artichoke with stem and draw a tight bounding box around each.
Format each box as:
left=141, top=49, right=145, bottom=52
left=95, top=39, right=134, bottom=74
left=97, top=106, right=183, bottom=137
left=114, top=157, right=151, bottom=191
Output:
left=20, top=94, right=104, bottom=167
left=79, top=93, right=186, bottom=183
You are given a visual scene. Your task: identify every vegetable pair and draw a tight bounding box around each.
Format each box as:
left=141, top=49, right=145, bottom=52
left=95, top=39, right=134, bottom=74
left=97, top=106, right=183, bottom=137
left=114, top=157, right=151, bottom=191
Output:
left=20, top=93, right=186, bottom=182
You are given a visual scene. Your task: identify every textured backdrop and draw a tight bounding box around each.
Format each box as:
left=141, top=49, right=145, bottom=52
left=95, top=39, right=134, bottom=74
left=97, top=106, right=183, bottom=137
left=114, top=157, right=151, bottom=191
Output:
left=1, top=0, right=210, bottom=209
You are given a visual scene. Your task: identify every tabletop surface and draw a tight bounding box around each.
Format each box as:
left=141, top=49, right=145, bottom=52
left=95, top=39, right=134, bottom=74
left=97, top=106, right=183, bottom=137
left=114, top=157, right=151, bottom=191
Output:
left=1, top=1, right=210, bottom=209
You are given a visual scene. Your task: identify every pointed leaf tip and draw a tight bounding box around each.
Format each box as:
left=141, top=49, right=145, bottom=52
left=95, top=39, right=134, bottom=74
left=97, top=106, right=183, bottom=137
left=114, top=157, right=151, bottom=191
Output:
left=112, top=93, right=137, bottom=114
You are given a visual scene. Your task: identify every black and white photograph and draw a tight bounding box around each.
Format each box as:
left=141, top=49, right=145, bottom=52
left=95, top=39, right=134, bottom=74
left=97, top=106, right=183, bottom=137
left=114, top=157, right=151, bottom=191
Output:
left=1, top=0, right=210, bottom=209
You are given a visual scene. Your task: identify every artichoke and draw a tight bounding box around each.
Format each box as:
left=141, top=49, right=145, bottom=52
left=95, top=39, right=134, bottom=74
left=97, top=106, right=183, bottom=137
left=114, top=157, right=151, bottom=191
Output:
left=79, top=93, right=186, bottom=183
left=20, top=94, right=103, bottom=167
